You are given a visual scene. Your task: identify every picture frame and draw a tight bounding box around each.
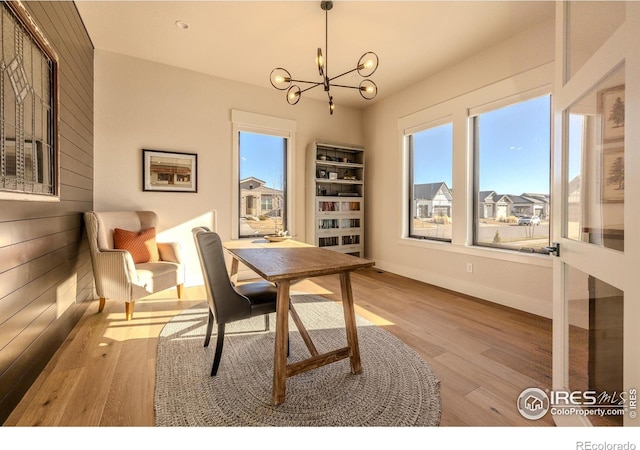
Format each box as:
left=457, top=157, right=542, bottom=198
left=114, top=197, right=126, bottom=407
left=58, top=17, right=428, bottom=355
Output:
left=598, top=85, right=625, bottom=144
left=601, top=147, right=624, bottom=203
left=328, top=172, right=338, bottom=180
left=143, top=149, right=197, bottom=192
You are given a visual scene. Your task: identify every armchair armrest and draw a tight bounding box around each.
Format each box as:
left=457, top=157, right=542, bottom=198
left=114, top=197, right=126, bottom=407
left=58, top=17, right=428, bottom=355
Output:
left=92, top=249, right=139, bottom=298
left=158, top=242, right=182, bottom=263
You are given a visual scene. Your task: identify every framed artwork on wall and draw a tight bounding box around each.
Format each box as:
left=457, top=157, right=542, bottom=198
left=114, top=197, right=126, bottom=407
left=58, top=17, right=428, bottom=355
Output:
left=601, top=147, right=624, bottom=203
left=597, top=84, right=624, bottom=203
left=143, top=149, right=198, bottom=192
left=598, top=84, right=625, bottom=144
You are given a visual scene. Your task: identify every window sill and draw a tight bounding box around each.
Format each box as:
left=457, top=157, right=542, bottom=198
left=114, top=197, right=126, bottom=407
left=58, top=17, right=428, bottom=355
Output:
left=0, top=191, right=60, bottom=202
left=398, top=236, right=552, bottom=268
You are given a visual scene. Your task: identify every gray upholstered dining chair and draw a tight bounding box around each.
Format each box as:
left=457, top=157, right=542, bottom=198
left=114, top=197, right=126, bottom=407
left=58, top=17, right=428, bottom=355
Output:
left=84, top=210, right=184, bottom=320
left=192, top=227, right=285, bottom=376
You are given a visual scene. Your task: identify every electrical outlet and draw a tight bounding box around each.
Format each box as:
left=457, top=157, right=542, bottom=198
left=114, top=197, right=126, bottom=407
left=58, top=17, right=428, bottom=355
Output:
left=466, top=263, right=473, bottom=273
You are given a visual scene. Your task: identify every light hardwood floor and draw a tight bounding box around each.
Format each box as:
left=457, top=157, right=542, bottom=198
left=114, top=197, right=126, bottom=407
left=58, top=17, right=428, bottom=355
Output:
left=5, top=268, right=554, bottom=427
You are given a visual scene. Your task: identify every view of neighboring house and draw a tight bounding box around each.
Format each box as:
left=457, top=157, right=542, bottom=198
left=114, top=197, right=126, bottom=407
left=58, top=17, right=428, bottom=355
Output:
left=414, top=183, right=550, bottom=221
left=240, top=176, right=284, bottom=219
left=413, top=182, right=453, bottom=218
left=478, top=190, right=550, bottom=220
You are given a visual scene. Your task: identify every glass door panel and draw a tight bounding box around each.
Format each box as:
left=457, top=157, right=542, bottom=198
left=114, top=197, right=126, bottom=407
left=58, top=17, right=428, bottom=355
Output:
left=567, top=265, right=623, bottom=426
left=565, top=65, right=624, bottom=251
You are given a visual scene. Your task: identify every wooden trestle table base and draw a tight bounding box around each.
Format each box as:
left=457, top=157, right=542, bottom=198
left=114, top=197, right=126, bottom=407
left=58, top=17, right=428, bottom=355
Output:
left=223, top=238, right=374, bottom=405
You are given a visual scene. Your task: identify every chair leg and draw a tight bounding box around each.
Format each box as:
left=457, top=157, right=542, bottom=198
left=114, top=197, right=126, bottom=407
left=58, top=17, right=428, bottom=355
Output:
left=204, top=310, right=214, bottom=348
left=211, top=323, right=225, bottom=376
left=176, top=284, right=184, bottom=299
left=98, top=298, right=106, bottom=313
left=125, top=301, right=135, bottom=321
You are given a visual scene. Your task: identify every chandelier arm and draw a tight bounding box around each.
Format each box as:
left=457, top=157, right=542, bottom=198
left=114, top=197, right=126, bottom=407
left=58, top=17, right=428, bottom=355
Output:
left=328, top=83, right=361, bottom=90
left=328, top=67, right=359, bottom=82
left=299, top=83, right=324, bottom=94
left=290, top=79, right=325, bottom=86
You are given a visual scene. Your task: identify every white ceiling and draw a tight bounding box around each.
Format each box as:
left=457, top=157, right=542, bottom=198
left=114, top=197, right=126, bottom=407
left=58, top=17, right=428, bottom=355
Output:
left=75, top=1, right=555, bottom=108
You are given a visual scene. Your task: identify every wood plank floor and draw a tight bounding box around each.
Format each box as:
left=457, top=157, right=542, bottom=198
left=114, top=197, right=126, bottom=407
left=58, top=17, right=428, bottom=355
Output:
left=4, top=268, right=554, bottom=427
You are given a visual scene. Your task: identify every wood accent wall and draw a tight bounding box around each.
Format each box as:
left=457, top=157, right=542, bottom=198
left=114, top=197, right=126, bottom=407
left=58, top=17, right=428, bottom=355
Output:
left=0, top=1, right=94, bottom=423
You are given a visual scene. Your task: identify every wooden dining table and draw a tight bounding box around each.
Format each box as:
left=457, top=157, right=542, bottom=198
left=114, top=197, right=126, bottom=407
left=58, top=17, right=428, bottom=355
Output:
left=223, top=238, right=375, bottom=405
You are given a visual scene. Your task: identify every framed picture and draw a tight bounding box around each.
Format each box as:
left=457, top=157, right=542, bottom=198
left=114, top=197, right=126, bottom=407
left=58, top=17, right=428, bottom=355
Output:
left=601, top=147, right=624, bottom=203
left=143, top=149, right=197, bottom=192
left=598, top=85, right=625, bottom=144
left=328, top=172, right=338, bottom=180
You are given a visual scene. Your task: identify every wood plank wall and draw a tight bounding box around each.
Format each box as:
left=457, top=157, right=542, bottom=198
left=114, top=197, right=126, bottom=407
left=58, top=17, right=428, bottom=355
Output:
left=0, top=1, right=94, bottom=423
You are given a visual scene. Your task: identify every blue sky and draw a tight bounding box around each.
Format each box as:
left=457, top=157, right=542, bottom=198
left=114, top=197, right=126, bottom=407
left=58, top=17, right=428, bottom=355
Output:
left=475, top=95, right=551, bottom=194
left=239, top=131, right=286, bottom=189
left=241, top=95, right=552, bottom=195
left=412, top=123, right=454, bottom=188
left=412, top=95, right=551, bottom=195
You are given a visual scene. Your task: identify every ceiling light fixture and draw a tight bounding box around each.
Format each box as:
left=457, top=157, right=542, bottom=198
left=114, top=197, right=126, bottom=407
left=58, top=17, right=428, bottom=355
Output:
left=175, top=20, right=190, bottom=30
left=269, top=0, right=378, bottom=115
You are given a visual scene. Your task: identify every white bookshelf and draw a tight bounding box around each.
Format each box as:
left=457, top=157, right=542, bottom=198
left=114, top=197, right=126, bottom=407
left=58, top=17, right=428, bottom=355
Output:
left=306, top=140, right=364, bottom=257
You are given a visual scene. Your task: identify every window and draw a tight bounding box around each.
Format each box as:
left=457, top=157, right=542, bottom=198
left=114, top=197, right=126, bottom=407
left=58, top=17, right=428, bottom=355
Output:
left=238, top=131, right=287, bottom=238
left=473, top=94, right=551, bottom=251
left=407, top=122, right=453, bottom=242
left=1, top=2, right=58, bottom=200
left=231, top=111, right=295, bottom=240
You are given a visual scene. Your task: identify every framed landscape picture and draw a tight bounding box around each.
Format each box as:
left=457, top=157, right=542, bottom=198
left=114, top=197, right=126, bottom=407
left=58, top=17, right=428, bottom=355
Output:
left=143, top=149, right=197, bottom=192
left=598, top=85, right=625, bottom=144
left=601, top=147, right=624, bottom=203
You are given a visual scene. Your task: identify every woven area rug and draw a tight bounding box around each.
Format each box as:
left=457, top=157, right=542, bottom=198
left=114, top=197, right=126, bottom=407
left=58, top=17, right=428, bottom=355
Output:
left=155, top=294, right=441, bottom=426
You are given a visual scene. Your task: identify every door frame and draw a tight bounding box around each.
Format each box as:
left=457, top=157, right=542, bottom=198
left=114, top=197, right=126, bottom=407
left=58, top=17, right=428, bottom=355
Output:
left=551, top=1, right=640, bottom=427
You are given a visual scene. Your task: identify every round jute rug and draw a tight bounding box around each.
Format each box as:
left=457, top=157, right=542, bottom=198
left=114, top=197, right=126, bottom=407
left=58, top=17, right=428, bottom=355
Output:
left=154, top=294, right=441, bottom=426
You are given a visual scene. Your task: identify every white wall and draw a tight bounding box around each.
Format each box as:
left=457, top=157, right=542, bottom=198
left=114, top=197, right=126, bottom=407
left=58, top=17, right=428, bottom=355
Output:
left=361, top=18, right=556, bottom=318
left=94, top=50, right=364, bottom=286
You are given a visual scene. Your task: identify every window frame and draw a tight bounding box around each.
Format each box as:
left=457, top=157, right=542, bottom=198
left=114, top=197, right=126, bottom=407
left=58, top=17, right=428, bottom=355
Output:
left=405, top=117, right=454, bottom=243
left=231, top=110, right=296, bottom=240
left=0, top=1, right=59, bottom=202
left=470, top=90, right=552, bottom=253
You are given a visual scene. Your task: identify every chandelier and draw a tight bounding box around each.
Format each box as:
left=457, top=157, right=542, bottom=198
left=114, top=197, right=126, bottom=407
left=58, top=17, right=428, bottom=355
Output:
left=269, top=0, right=379, bottom=115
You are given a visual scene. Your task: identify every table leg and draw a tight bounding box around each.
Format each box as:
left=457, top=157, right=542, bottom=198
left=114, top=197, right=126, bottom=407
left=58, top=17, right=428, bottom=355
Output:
left=229, top=258, right=239, bottom=286
left=340, top=272, right=362, bottom=374
left=273, top=280, right=290, bottom=405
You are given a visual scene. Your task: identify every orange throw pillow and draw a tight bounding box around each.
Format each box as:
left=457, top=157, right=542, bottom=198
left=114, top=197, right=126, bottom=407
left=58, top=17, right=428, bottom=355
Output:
left=113, top=227, right=160, bottom=264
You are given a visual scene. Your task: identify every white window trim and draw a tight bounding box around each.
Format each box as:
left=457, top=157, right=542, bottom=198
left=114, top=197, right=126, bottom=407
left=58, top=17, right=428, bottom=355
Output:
left=402, top=115, right=454, bottom=242
left=231, top=110, right=296, bottom=240
left=470, top=89, right=552, bottom=251
left=396, top=62, right=554, bottom=265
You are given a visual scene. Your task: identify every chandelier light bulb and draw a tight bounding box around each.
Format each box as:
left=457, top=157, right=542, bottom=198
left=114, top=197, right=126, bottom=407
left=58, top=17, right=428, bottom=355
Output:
left=316, top=48, right=325, bottom=76
left=275, top=75, right=284, bottom=84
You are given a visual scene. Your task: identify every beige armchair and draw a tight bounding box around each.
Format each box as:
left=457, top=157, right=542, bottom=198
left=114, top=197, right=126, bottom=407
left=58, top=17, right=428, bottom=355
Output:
left=84, top=211, right=184, bottom=320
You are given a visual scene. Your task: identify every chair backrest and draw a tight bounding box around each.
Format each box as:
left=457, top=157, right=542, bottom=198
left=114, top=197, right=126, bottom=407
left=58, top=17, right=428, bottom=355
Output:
left=85, top=211, right=159, bottom=251
left=192, top=228, right=251, bottom=323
